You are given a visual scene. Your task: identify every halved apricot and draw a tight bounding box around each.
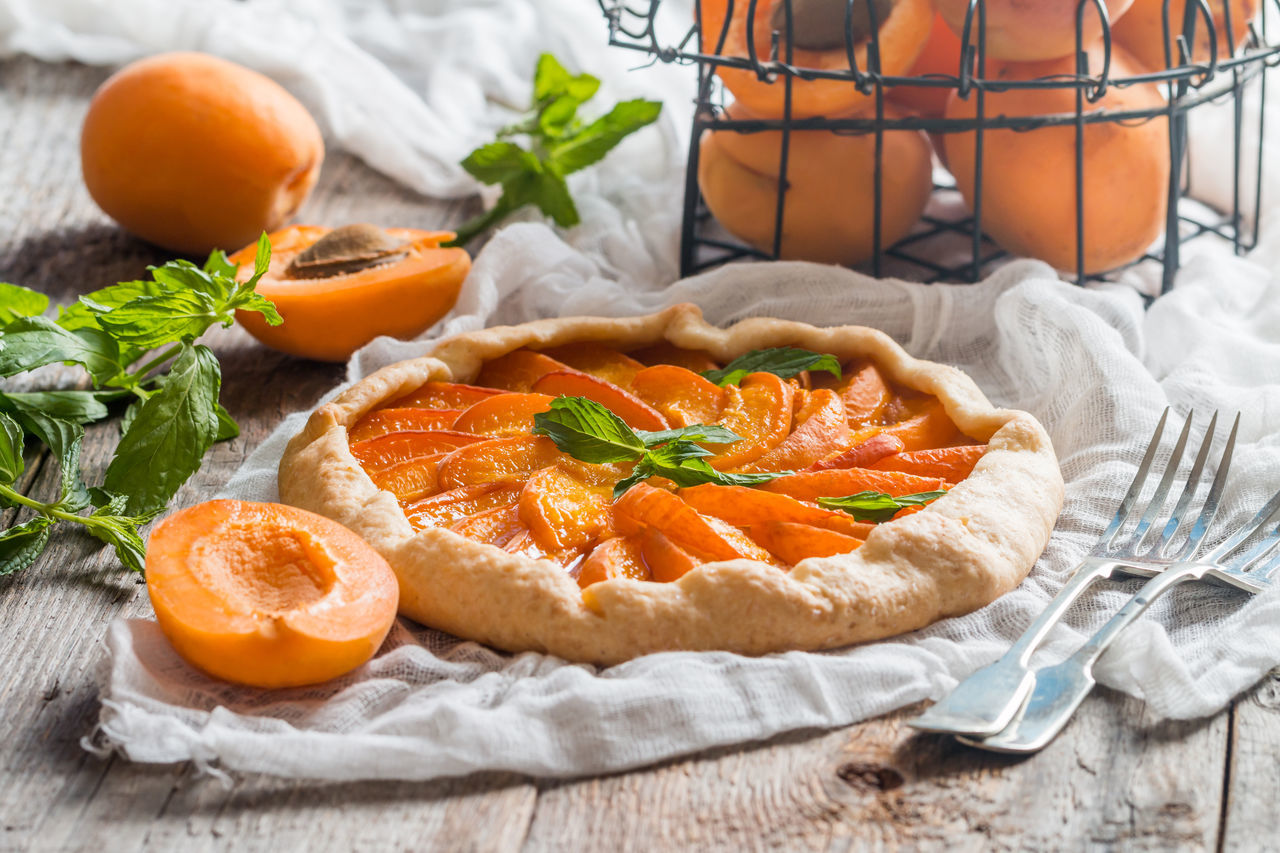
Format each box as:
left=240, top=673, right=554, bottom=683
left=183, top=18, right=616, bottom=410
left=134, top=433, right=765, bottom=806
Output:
left=475, top=350, right=571, bottom=393
left=402, top=482, right=521, bottom=530
left=746, top=521, right=864, bottom=564
left=872, top=444, right=987, bottom=482
left=761, top=467, right=948, bottom=501
left=710, top=372, right=793, bottom=470
left=839, top=361, right=893, bottom=427
left=146, top=499, right=398, bottom=688
left=630, top=364, right=726, bottom=428
left=540, top=343, right=646, bottom=388
left=532, top=369, right=668, bottom=431
left=451, top=393, right=552, bottom=437
left=577, top=536, right=651, bottom=588
left=630, top=342, right=721, bottom=374
left=741, top=388, right=851, bottom=473
left=679, top=484, right=873, bottom=538
left=809, top=433, right=905, bottom=472
left=518, top=466, right=612, bottom=551
left=390, top=381, right=504, bottom=411
left=435, top=435, right=561, bottom=490
left=348, top=407, right=461, bottom=442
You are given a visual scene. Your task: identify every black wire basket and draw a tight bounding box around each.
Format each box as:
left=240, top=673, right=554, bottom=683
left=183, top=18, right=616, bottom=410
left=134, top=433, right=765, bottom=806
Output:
left=598, top=0, right=1280, bottom=292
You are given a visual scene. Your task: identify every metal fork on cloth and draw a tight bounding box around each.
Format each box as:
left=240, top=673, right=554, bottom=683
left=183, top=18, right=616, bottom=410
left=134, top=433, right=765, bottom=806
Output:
left=909, top=409, right=1256, bottom=738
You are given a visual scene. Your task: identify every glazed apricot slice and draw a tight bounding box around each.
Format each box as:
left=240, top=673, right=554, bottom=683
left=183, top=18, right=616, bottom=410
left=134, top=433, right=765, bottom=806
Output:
left=532, top=369, right=668, bottom=431
left=874, top=397, right=966, bottom=451
left=540, top=343, right=646, bottom=388
left=761, top=468, right=948, bottom=501
left=350, top=430, right=483, bottom=500
left=518, top=466, right=612, bottom=551
left=402, top=483, right=521, bottom=530
left=435, top=435, right=561, bottom=490
left=475, top=350, right=570, bottom=393
left=146, top=499, right=398, bottom=688
left=839, top=361, right=893, bottom=427
left=679, top=484, right=874, bottom=539
left=448, top=503, right=526, bottom=547
left=639, top=526, right=702, bottom=582
left=390, top=381, right=503, bottom=411
left=809, top=433, right=905, bottom=472
left=614, top=482, right=764, bottom=562
left=630, top=342, right=720, bottom=374
left=578, top=536, right=651, bottom=587
left=349, top=407, right=461, bottom=442
left=746, top=521, right=864, bottom=564
left=451, top=393, right=552, bottom=437
left=630, top=365, right=726, bottom=428
left=742, top=388, right=851, bottom=473
left=873, top=445, right=987, bottom=483
left=710, top=372, right=794, bottom=470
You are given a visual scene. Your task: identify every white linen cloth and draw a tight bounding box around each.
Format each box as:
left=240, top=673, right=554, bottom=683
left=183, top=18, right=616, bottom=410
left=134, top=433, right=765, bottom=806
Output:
left=7, top=0, right=1280, bottom=781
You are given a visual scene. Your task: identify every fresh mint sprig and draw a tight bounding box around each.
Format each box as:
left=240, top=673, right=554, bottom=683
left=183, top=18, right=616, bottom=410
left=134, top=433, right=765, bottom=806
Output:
left=532, top=396, right=790, bottom=499
left=701, top=347, right=843, bottom=387
left=0, top=234, right=281, bottom=574
left=449, top=53, right=662, bottom=247
left=817, top=490, right=948, bottom=523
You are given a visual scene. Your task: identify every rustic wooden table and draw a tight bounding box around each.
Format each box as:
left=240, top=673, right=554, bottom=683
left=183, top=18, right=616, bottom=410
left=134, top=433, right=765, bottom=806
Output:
left=2, top=55, right=1278, bottom=852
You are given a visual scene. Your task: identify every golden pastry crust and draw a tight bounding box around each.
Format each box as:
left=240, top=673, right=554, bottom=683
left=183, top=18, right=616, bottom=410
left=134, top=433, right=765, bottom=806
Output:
left=279, top=304, right=1063, bottom=665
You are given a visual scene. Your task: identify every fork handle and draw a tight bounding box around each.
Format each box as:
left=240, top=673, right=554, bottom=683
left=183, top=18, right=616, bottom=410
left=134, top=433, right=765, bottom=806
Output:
left=1074, top=562, right=1207, bottom=669
left=908, top=559, right=1119, bottom=736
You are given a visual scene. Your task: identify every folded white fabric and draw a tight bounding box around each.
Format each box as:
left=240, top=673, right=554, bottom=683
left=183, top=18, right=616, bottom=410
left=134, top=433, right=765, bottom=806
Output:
left=10, top=0, right=1280, bottom=782
left=90, top=227, right=1280, bottom=781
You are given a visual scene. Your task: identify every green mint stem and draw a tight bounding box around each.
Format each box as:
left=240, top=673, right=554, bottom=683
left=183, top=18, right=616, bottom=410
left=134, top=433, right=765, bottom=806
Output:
left=0, top=481, right=84, bottom=524
left=128, top=343, right=186, bottom=385
left=447, top=199, right=513, bottom=248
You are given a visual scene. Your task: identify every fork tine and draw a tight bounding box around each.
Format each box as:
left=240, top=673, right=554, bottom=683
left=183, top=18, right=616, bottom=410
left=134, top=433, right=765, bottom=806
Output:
left=1179, top=413, right=1240, bottom=557
left=1204, top=486, right=1280, bottom=563
left=1098, top=408, right=1170, bottom=548
left=1236, top=531, right=1280, bottom=573
left=1122, top=410, right=1195, bottom=551
left=1148, top=411, right=1220, bottom=558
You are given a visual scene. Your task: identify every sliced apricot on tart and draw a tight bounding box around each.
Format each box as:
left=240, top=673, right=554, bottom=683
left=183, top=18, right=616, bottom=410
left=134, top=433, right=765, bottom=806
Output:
left=532, top=369, right=668, bottom=431
left=448, top=503, right=526, bottom=547
left=349, top=407, right=461, bottom=442
left=540, top=343, right=646, bottom=388
left=679, top=484, right=874, bottom=539
left=741, top=388, right=851, bottom=473
left=872, top=445, right=987, bottom=482
left=577, top=535, right=651, bottom=587
left=402, top=482, right=522, bottom=530
left=761, top=468, right=948, bottom=501
left=630, top=342, right=721, bottom=374
left=630, top=364, right=727, bottom=428
left=451, top=392, right=553, bottom=437
left=745, top=521, right=864, bottom=563
left=390, top=381, right=504, bottom=410
left=874, top=397, right=966, bottom=451
left=809, top=433, right=905, bottom=472
left=710, top=372, right=794, bottom=470
left=518, top=465, right=613, bottom=551
left=838, top=360, right=894, bottom=427
left=476, top=350, right=571, bottom=392
left=435, top=435, right=562, bottom=490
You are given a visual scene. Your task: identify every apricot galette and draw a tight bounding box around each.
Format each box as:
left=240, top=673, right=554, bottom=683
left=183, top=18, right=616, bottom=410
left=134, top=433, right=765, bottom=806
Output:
left=279, top=304, right=1062, bottom=664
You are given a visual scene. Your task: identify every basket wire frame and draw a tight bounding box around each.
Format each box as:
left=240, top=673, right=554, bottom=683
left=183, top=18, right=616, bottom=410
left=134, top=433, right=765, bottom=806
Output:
left=599, top=0, right=1280, bottom=292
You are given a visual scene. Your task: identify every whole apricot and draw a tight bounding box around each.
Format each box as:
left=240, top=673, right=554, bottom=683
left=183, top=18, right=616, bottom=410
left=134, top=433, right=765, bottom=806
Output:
left=944, top=46, right=1169, bottom=275
left=1113, top=0, right=1259, bottom=69
left=697, top=102, right=933, bottom=266
left=81, top=52, right=323, bottom=255
left=934, top=0, right=1136, bottom=61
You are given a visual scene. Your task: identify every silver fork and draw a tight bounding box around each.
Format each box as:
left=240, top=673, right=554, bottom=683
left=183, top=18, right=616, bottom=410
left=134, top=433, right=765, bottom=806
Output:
left=963, top=481, right=1280, bottom=753
left=909, top=409, right=1249, bottom=737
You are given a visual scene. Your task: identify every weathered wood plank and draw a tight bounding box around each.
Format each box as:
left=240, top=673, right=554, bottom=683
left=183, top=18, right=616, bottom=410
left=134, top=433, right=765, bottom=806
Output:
left=1220, top=668, right=1280, bottom=851
left=522, top=691, right=1226, bottom=852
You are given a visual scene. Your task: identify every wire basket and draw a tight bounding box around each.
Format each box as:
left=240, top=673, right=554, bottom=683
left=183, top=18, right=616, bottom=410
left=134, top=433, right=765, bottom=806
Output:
left=598, top=0, right=1280, bottom=292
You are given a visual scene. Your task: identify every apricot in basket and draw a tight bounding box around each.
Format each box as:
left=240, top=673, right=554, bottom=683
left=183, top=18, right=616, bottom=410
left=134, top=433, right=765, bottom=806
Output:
left=231, top=224, right=471, bottom=362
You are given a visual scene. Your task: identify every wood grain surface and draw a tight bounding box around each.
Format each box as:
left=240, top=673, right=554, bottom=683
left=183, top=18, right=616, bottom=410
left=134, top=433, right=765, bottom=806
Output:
left=1, top=56, right=1276, bottom=852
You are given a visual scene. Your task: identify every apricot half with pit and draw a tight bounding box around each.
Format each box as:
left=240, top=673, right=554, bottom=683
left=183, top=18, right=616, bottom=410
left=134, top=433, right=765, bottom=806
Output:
left=231, top=224, right=471, bottom=362
left=81, top=52, right=323, bottom=255
left=146, top=500, right=398, bottom=689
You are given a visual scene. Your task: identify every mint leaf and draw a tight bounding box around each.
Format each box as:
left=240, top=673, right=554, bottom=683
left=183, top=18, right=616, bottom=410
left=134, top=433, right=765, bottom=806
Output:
left=0, top=283, right=49, bottom=326
left=215, top=402, right=240, bottom=441
left=0, top=517, right=53, bottom=576
left=818, top=490, right=948, bottom=523
left=503, top=166, right=579, bottom=228
left=85, top=289, right=218, bottom=348
left=549, top=99, right=662, bottom=175
left=701, top=347, right=843, bottom=387
left=7, top=409, right=89, bottom=510
left=533, top=53, right=599, bottom=104
left=0, top=390, right=110, bottom=425
left=81, top=501, right=154, bottom=574
left=103, top=343, right=221, bottom=514
left=149, top=260, right=230, bottom=304
left=0, top=411, right=25, bottom=483
left=0, top=317, right=122, bottom=385
left=533, top=396, right=645, bottom=463
left=636, top=425, right=743, bottom=447
left=203, top=249, right=238, bottom=279
left=611, top=449, right=789, bottom=498
left=462, top=142, right=541, bottom=185
left=57, top=279, right=169, bottom=332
